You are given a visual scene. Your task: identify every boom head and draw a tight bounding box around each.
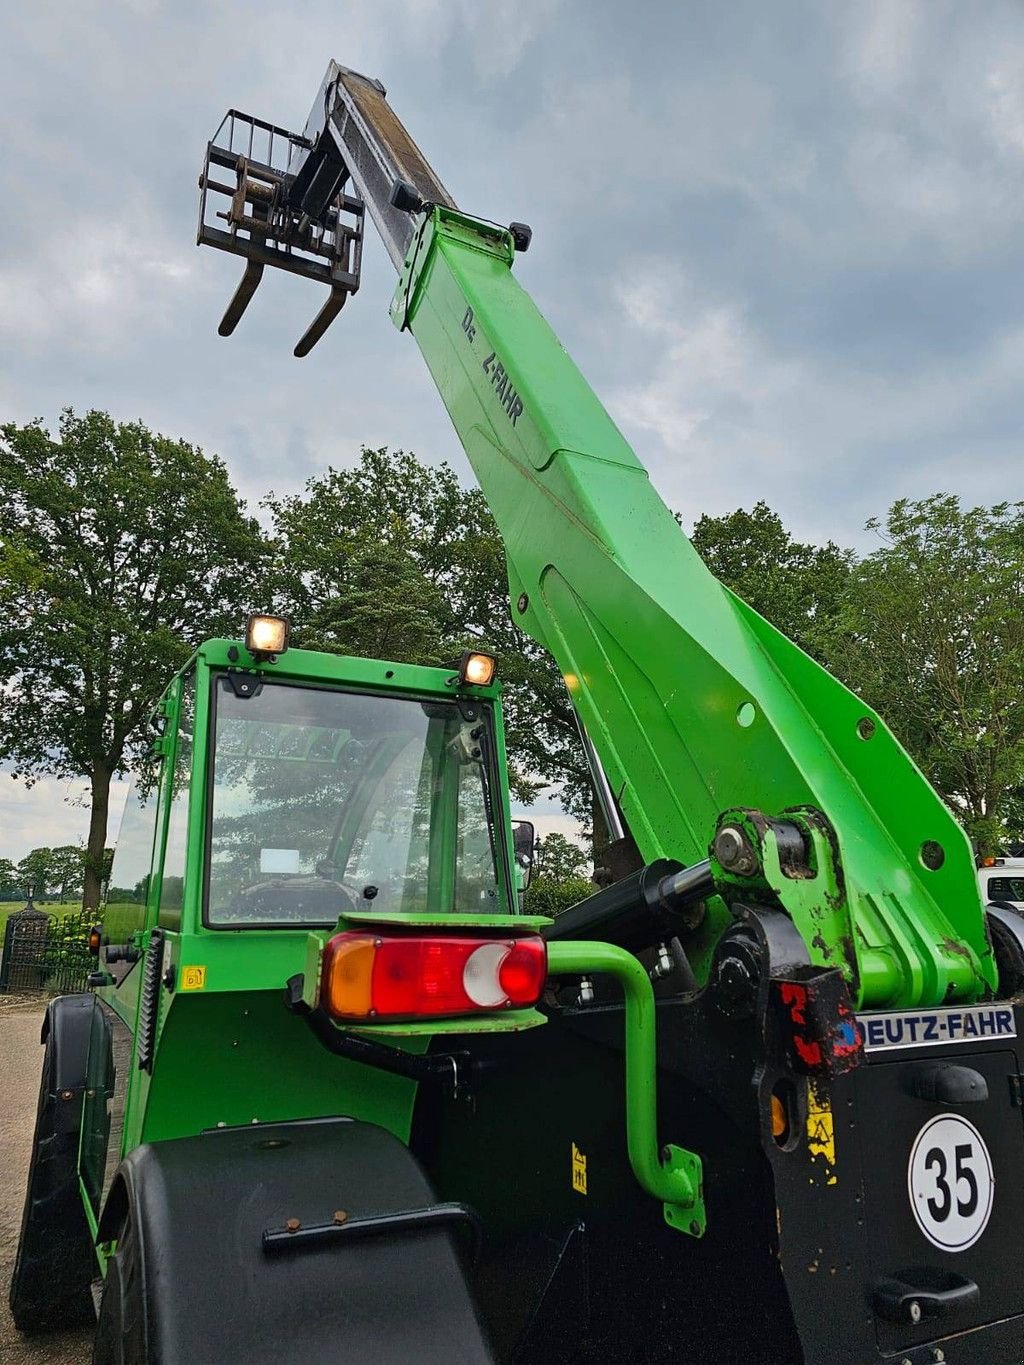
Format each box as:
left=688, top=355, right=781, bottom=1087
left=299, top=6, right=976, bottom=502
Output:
left=197, top=62, right=455, bottom=355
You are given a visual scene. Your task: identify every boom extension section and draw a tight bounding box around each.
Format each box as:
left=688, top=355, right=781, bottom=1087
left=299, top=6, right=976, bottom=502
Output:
left=198, top=64, right=998, bottom=1012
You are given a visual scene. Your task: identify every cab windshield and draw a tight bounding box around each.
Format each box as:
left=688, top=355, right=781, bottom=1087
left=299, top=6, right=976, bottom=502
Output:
left=205, top=676, right=507, bottom=926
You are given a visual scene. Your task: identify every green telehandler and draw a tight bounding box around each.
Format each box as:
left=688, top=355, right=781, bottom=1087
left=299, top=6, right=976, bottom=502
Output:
left=11, top=61, right=1024, bottom=1364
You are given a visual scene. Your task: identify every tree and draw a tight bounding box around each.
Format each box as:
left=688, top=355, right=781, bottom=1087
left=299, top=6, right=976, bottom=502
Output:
left=16, top=847, right=53, bottom=899
left=828, top=496, right=1024, bottom=855
left=49, top=845, right=84, bottom=902
left=0, top=857, right=21, bottom=898
left=690, top=501, right=853, bottom=661
left=101, top=848, right=115, bottom=903
left=536, top=831, right=590, bottom=882
left=0, top=409, right=269, bottom=910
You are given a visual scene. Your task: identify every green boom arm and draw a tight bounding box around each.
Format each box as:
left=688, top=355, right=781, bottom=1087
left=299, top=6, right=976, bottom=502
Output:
left=202, top=64, right=995, bottom=1010
left=391, top=204, right=993, bottom=1010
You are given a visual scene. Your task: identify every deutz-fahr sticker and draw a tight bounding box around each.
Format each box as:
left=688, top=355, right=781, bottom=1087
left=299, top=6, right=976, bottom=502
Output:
left=857, top=1004, right=1015, bottom=1052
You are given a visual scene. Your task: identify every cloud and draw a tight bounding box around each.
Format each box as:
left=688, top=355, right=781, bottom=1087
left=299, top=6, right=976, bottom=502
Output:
left=394, top=0, right=565, bottom=80
left=839, top=0, right=927, bottom=99
left=607, top=258, right=1024, bottom=544
left=0, top=773, right=130, bottom=865
left=0, top=210, right=195, bottom=355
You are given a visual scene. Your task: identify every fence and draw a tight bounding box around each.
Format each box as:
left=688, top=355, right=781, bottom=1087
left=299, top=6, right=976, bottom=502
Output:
left=0, top=905, right=96, bottom=995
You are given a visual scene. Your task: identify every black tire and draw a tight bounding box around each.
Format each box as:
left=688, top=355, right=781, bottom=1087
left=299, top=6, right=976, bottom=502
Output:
left=9, top=997, right=102, bottom=1334
left=92, top=1214, right=146, bottom=1365
left=987, top=901, right=1024, bottom=995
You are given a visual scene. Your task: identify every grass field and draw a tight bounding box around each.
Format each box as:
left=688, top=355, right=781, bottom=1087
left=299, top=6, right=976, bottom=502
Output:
left=102, top=902, right=146, bottom=941
left=0, top=900, right=143, bottom=951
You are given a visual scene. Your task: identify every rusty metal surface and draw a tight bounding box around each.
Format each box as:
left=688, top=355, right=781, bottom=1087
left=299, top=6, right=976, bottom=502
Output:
left=337, top=69, right=455, bottom=210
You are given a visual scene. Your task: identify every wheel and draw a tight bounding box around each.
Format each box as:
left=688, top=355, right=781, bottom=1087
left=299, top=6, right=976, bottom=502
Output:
left=987, top=902, right=1024, bottom=995
left=9, top=1001, right=98, bottom=1333
left=92, top=1215, right=146, bottom=1365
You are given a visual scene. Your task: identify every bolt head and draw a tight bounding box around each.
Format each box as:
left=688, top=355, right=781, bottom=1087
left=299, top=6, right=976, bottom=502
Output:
left=714, top=825, right=759, bottom=876
left=715, top=826, right=744, bottom=867
left=908, top=1299, right=922, bottom=1324
left=718, top=955, right=753, bottom=998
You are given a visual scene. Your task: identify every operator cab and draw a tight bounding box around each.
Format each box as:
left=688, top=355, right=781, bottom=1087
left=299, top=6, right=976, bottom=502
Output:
left=100, top=623, right=516, bottom=974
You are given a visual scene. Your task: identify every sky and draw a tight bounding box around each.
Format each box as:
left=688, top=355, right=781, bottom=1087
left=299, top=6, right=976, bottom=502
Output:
left=2, top=0, right=1023, bottom=861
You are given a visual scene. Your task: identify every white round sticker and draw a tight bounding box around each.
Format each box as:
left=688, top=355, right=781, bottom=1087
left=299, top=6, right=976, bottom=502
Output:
left=907, top=1113, right=994, bottom=1252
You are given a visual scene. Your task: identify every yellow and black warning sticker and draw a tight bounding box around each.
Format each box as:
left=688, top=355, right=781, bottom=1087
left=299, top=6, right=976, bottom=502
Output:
left=571, top=1142, right=588, bottom=1195
left=180, top=965, right=207, bottom=991
left=806, top=1080, right=837, bottom=1185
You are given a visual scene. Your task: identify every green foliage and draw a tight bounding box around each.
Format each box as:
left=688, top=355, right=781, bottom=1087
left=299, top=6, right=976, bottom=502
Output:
left=16, top=846, right=53, bottom=897
left=691, top=495, right=1024, bottom=853
left=5, top=416, right=1019, bottom=882
left=826, top=496, right=1024, bottom=855
left=690, top=501, right=853, bottom=661
left=0, top=857, right=20, bottom=897
left=0, top=409, right=268, bottom=907
left=49, top=844, right=84, bottom=901
left=536, top=831, right=590, bottom=882
left=523, top=874, right=593, bottom=918
left=107, top=886, right=145, bottom=905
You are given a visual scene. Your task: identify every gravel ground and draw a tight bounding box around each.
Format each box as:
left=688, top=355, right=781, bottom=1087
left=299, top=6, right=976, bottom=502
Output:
left=0, top=998, right=95, bottom=1364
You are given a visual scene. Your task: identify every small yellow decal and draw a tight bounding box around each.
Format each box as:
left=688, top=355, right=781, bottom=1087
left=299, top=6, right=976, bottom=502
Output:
left=806, top=1081, right=837, bottom=1185
left=571, top=1142, right=588, bottom=1195
left=181, top=965, right=207, bottom=991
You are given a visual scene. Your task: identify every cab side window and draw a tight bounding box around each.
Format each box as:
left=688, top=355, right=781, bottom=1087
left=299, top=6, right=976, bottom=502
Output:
left=104, top=767, right=159, bottom=958
left=159, top=676, right=194, bottom=930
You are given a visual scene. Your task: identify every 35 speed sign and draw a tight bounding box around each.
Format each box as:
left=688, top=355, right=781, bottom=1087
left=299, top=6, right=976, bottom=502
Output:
left=907, top=1114, right=994, bottom=1252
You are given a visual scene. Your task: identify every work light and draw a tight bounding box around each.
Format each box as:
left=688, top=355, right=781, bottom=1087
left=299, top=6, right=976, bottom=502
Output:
left=245, top=614, right=290, bottom=657
left=458, top=650, right=497, bottom=686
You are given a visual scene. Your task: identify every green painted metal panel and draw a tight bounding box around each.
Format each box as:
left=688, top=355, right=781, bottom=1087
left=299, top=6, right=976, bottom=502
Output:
left=393, top=207, right=994, bottom=1009
left=140, top=989, right=422, bottom=1145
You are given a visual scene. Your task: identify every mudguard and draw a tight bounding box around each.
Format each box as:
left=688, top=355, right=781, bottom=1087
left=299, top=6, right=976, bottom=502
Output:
left=96, top=1116, right=493, bottom=1363
left=9, top=992, right=110, bottom=1333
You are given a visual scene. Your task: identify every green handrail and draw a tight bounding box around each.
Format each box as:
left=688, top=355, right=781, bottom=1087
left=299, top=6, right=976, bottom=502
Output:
left=546, top=939, right=705, bottom=1237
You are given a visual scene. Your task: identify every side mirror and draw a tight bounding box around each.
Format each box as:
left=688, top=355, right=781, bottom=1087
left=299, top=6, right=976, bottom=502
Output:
left=511, top=820, right=535, bottom=889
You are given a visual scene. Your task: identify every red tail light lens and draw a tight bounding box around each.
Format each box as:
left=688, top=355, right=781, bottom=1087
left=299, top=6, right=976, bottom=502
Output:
left=321, top=931, right=547, bottom=1022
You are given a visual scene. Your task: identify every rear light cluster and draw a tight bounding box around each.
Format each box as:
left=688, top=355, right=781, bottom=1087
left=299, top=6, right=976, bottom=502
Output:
left=320, top=931, right=547, bottom=1022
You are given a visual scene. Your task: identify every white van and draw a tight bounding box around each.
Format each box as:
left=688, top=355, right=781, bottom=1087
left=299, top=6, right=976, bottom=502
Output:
left=978, top=856, right=1024, bottom=910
